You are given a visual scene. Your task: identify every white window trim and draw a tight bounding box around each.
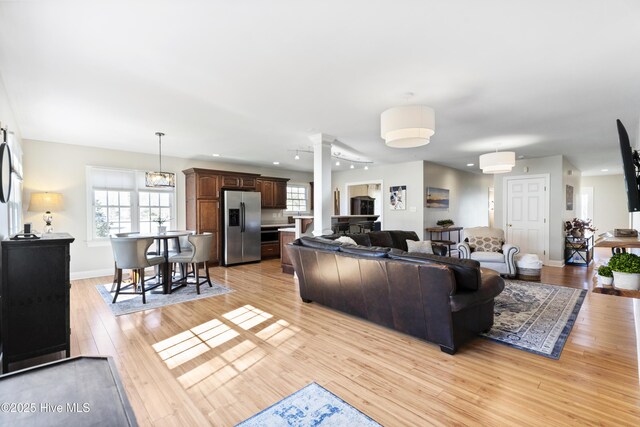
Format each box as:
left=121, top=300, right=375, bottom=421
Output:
left=285, top=182, right=311, bottom=214
left=85, top=166, right=176, bottom=246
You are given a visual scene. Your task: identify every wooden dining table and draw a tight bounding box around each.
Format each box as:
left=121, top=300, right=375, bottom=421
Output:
left=133, top=230, right=193, bottom=294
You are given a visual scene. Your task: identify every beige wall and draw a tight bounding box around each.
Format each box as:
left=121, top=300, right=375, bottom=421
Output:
left=581, top=174, right=629, bottom=233
left=22, top=139, right=312, bottom=278
left=423, top=162, right=493, bottom=235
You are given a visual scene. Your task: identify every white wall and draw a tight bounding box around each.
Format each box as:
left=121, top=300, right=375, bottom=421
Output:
left=581, top=174, right=629, bottom=233
left=423, top=162, right=493, bottom=236
left=0, top=76, right=23, bottom=239
left=494, top=155, right=565, bottom=263
left=332, top=161, right=425, bottom=235
left=22, top=139, right=312, bottom=278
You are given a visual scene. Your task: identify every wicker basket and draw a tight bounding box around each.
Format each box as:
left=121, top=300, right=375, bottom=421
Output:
left=517, top=266, right=541, bottom=282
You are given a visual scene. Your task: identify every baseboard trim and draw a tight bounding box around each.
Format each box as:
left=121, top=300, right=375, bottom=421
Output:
left=71, top=268, right=113, bottom=280
left=545, top=260, right=565, bottom=268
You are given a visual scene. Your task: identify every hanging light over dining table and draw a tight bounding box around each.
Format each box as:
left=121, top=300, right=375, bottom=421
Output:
left=145, top=132, right=175, bottom=187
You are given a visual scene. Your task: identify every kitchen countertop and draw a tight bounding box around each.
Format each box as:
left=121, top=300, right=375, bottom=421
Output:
left=278, top=227, right=295, bottom=232
left=261, top=223, right=292, bottom=228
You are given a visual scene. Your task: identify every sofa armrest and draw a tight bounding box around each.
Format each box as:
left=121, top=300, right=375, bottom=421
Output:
left=457, top=242, right=471, bottom=259
left=502, top=243, right=520, bottom=276
left=431, top=243, right=448, bottom=256
left=449, top=268, right=505, bottom=312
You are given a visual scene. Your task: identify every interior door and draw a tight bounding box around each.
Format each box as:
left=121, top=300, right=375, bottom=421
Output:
left=506, top=176, right=547, bottom=260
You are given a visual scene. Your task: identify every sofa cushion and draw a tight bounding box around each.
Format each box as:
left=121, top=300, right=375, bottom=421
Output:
left=324, top=233, right=372, bottom=246
left=468, top=236, right=502, bottom=252
left=388, top=252, right=482, bottom=291
left=386, top=230, right=420, bottom=251
left=335, top=236, right=358, bottom=246
left=367, top=231, right=394, bottom=248
left=297, top=236, right=342, bottom=251
left=470, top=251, right=505, bottom=263
left=339, top=245, right=390, bottom=258
left=406, top=239, right=434, bottom=254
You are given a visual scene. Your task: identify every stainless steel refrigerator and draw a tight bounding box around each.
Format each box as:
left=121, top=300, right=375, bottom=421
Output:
left=222, top=190, right=261, bottom=265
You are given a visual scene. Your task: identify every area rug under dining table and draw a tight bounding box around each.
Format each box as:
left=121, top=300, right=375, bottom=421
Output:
left=95, top=281, right=233, bottom=316
left=482, top=279, right=587, bottom=359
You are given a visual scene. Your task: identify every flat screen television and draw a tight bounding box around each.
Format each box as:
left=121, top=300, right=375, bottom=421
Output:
left=617, top=119, right=640, bottom=212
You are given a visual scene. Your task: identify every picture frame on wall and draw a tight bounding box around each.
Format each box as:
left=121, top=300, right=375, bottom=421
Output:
left=389, top=185, right=406, bottom=210
left=426, top=187, right=449, bottom=209
left=566, top=185, right=573, bottom=210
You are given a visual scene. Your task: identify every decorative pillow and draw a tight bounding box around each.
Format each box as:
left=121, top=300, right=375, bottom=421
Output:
left=468, top=236, right=502, bottom=252
left=406, top=239, right=434, bottom=254
left=335, top=236, right=358, bottom=246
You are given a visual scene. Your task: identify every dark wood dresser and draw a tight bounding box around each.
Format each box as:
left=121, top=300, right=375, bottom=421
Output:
left=0, top=233, right=74, bottom=373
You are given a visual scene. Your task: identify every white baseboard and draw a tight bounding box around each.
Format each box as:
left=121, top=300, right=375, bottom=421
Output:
left=71, top=268, right=113, bottom=280
left=545, top=260, right=565, bottom=268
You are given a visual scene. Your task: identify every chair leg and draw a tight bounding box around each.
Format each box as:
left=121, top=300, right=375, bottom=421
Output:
left=111, top=263, right=118, bottom=292
left=140, top=268, right=147, bottom=304
left=205, top=261, right=212, bottom=288
left=112, top=268, right=123, bottom=303
left=195, top=263, right=201, bottom=294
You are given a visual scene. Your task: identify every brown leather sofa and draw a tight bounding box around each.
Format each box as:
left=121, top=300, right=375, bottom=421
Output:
left=324, top=230, right=448, bottom=256
left=287, top=231, right=505, bottom=354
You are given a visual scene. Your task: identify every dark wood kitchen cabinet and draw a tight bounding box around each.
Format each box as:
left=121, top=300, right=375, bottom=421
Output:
left=257, top=176, right=289, bottom=209
left=1, top=233, right=75, bottom=373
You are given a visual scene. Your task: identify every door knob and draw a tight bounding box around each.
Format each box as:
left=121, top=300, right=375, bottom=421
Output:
left=508, top=224, right=512, bottom=227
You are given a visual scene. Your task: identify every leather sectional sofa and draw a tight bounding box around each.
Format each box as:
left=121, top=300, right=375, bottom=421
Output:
left=286, top=231, right=505, bottom=354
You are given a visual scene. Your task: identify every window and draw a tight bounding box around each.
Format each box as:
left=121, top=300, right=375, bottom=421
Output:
left=87, top=167, right=175, bottom=242
left=286, top=184, right=308, bottom=212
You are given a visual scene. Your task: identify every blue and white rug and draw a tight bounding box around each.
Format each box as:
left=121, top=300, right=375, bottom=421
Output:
left=236, top=382, right=381, bottom=427
left=482, top=279, right=586, bottom=359
left=95, top=281, right=233, bottom=316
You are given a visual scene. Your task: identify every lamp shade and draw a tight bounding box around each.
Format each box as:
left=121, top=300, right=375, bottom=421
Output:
left=28, top=192, right=64, bottom=212
left=381, top=105, right=435, bottom=148
left=479, top=151, right=516, bottom=174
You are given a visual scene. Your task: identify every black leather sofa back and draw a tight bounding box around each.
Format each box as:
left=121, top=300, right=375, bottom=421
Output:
left=288, top=235, right=504, bottom=354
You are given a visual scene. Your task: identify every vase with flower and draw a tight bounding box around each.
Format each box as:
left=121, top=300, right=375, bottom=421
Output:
left=564, top=218, right=596, bottom=239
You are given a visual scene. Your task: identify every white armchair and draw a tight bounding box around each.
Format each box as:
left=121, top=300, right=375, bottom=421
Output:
left=456, top=226, right=520, bottom=277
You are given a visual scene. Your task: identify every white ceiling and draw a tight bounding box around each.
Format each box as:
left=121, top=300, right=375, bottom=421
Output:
left=1, top=1, right=639, bottom=175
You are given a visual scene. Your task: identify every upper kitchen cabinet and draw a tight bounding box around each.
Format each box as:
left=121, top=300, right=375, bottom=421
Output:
left=257, top=177, right=289, bottom=209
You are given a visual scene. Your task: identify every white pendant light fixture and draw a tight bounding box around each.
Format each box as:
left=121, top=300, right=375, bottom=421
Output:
left=380, top=105, right=435, bottom=148
left=479, top=150, right=516, bottom=174
left=145, top=132, right=176, bottom=187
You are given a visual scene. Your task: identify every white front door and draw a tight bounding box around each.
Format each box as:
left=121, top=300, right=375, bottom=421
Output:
left=505, top=176, right=548, bottom=261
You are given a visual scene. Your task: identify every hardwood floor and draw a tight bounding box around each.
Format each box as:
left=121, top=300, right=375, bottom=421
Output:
left=69, top=249, right=640, bottom=426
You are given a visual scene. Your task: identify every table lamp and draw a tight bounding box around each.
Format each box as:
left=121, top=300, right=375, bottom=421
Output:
left=28, top=192, right=64, bottom=233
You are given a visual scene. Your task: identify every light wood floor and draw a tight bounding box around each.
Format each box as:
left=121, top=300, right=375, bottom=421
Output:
left=69, top=249, right=640, bottom=426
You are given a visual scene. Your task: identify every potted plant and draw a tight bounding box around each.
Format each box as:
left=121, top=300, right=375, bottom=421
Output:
left=437, top=219, right=455, bottom=228
left=608, top=252, right=640, bottom=290
left=564, top=218, right=596, bottom=238
left=153, top=216, right=170, bottom=234
left=596, top=265, right=613, bottom=287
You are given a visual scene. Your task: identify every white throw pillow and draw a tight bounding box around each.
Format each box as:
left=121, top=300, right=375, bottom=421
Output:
left=336, top=236, right=358, bottom=246
left=406, top=239, right=434, bottom=254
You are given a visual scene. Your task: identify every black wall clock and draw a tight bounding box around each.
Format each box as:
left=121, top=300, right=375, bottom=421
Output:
left=0, top=127, right=12, bottom=203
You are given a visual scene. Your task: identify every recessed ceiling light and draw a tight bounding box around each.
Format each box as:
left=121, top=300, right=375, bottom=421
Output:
left=294, top=153, right=300, bottom=160
left=601, top=168, right=609, bottom=172
left=335, top=160, right=340, bottom=166
left=364, top=166, right=369, bottom=170
left=273, top=161, right=280, bottom=165
left=350, top=164, right=355, bottom=169
left=212, top=153, right=221, bottom=157
left=518, top=155, right=525, bottom=159
left=467, top=163, right=474, bottom=167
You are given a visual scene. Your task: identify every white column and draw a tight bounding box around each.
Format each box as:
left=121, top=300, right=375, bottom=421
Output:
left=310, top=133, right=335, bottom=236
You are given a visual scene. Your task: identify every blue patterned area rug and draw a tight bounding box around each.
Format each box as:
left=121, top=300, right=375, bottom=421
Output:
left=95, top=281, right=233, bottom=316
left=482, top=279, right=586, bottom=359
left=236, top=382, right=381, bottom=427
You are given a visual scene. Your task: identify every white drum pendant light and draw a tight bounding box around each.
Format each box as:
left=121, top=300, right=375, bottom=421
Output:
left=381, top=105, right=435, bottom=148
left=479, top=151, right=516, bottom=174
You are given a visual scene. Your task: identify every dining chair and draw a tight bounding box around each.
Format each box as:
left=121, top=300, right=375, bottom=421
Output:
left=168, top=232, right=213, bottom=294
left=110, top=232, right=141, bottom=292
left=110, top=237, right=164, bottom=304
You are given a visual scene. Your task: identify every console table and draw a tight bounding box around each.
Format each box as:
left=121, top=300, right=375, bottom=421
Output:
left=1, top=233, right=74, bottom=373
left=564, top=234, right=593, bottom=266
left=425, top=226, right=463, bottom=256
